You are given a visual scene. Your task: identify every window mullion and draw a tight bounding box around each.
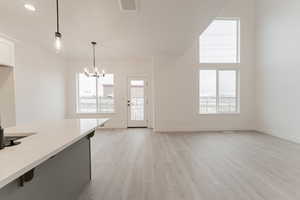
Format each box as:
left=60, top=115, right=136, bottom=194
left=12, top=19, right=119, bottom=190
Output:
left=237, top=20, right=240, bottom=63
left=96, top=78, right=99, bottom=113
left=216, top=70, right=219, bottom=113
left=236, top=70, right=239, bottom=113
left=76, top=73, right=79, bottom=113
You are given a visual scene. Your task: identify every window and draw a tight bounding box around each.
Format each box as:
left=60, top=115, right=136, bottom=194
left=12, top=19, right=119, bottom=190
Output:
left=77, top=73, right=114, bottom=113
left=199, top=19, right=240, bottom=63
left=199, top=69, right=239, bottom=114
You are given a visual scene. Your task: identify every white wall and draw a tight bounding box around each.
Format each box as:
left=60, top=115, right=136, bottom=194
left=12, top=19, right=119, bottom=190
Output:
left=14, top=42, right=66, bottom=124
left=153, top=0, right=256, bottom=132
left=66, top=60, right=153, bottom=128
left=256, top=0, right=300, bottom=142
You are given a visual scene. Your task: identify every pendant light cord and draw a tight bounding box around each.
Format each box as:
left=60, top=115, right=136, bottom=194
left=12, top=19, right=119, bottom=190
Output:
left=56, top=0, right=60, bottom=33
left=92, top=42, right=96, bottom=69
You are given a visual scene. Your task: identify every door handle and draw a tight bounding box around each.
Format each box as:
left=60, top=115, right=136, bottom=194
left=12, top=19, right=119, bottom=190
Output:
left=127, top=100, right=131, bottom=107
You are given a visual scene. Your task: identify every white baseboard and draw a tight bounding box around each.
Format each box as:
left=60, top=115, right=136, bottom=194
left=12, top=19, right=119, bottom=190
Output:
left=154, top=128, right=257, bottom=133
left=255, top=129, right=300, bottom=144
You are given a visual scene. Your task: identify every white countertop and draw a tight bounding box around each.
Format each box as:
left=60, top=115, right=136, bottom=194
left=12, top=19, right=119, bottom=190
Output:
left=0, top=118, right=109, bottom=189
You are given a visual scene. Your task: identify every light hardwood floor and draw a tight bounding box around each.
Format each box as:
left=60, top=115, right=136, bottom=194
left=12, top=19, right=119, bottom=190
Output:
left=78, top=129, right=300, bottom=200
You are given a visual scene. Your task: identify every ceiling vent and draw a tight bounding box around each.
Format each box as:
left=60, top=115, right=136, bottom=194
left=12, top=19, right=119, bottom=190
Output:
left=119, top=0, right=137, bottom=12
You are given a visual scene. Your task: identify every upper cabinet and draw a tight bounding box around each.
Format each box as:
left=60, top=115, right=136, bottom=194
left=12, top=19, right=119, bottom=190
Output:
left=0, top=37, right=15, bottom=67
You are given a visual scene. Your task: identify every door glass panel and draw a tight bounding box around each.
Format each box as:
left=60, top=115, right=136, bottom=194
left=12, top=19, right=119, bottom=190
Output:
left=130, top=81, right=144, bottom=121
left=131, top=80, right=144, bottom=86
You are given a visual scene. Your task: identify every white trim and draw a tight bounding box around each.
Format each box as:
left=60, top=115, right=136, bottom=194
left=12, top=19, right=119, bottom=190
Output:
left=75, top=112, right=117, bottom=115
left=199, top=112, right=240, bottom=115
left=236, top=18, right=241, bottom=63
left=216, top=69, right=220, bottom=113
left=76, top=73, right=80, bottom=113
left=95, top=78, right=99, bottom=112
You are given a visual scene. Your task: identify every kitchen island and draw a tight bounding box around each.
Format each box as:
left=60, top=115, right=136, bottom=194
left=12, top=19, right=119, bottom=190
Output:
left=0, top=118, right=109, bottom=200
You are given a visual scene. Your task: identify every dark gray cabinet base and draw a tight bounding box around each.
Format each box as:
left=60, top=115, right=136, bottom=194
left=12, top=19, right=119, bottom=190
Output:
left=0, top=137, right=91, bottom=200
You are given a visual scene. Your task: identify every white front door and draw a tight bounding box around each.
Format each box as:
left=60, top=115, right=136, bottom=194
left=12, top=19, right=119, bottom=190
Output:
left=127, top=77, right=148, bottom=127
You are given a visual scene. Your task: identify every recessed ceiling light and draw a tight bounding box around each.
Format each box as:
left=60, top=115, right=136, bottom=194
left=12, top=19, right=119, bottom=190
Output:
left=24, top=4, right=36, bottom=12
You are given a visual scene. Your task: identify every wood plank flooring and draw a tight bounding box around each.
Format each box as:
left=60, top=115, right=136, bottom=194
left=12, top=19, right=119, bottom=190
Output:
left=78, top=129, right=300, bottom=200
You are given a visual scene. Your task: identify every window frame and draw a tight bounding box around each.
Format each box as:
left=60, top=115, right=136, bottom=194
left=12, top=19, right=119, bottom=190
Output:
left=199, top=68, right=240, bottom=115
left=76, top=73, right=115, bottom=114
left=198, top=18, right=241, bottom=64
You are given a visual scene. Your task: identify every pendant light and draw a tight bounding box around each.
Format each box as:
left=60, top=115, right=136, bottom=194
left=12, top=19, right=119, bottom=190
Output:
left=54, top=0, right=62, bottom=51
left=84, top=42, right=105, bottom=78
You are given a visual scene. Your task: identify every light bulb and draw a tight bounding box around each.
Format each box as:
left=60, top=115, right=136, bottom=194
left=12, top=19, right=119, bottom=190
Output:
left=54, top=32, right=62, bottom=52
left=54, top=36, right=62, bottom=51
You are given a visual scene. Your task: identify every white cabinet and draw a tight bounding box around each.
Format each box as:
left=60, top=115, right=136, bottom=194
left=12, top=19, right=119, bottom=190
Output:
left=0, top=38, right=15, bottom=67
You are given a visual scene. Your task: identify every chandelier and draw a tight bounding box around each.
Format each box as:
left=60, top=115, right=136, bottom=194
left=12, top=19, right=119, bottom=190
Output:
left=84, top=42, right=105, bottom=78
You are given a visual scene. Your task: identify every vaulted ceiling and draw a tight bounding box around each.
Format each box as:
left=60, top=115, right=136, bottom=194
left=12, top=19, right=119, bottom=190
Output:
left=0, top=0, right=228, bottom=61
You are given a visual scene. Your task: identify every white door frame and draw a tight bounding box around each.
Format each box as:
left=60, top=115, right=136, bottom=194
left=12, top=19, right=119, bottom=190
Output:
left=127, top=76, right=148, bottom=128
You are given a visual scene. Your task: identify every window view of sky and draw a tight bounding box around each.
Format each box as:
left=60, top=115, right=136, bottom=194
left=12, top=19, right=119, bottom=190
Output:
left=78, top=73, right=114, bottom=113
left=219, top=70, right=236, bottom=97
left=79, top=73, right=114, bottom=97
left=199, top=70, right=216, bottom=97
left=199, top=70, right=238, bottom=114
left=200, top=19, right=239, bottom=63
left=79, top=74, right=96, bottom=97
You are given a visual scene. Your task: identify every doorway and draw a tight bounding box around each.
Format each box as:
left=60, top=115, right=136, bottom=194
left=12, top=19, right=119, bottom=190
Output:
left=127, top=77, right=148, bottom=128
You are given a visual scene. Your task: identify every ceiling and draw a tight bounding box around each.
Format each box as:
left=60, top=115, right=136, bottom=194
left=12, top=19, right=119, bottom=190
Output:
left=0, top=0, right=228, bottom=61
